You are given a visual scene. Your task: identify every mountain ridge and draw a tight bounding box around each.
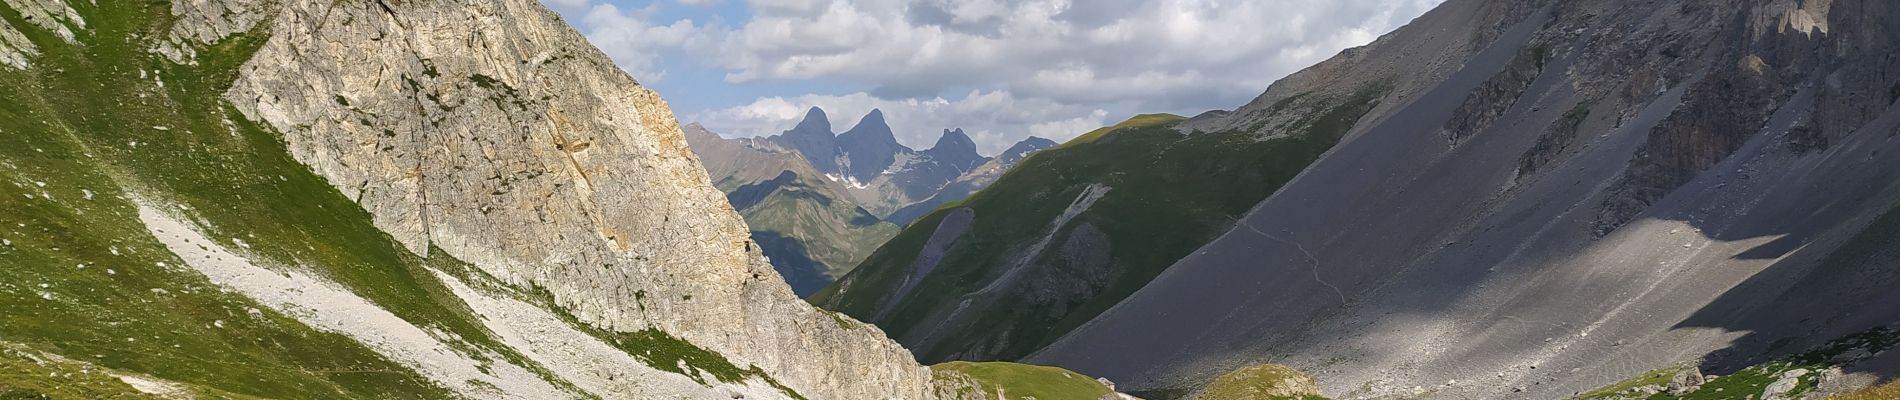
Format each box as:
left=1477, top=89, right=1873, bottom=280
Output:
left=689, top=108, right=1058, bottom=293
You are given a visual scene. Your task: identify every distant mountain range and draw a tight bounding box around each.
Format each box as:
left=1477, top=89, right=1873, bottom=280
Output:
left=685, top=108, right=1053, bottom=296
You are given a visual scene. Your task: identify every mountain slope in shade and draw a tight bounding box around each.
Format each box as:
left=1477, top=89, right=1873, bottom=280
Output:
left=685, top=124, right=899, bottom=296
left=1029, top=0, right=1900, bottom=398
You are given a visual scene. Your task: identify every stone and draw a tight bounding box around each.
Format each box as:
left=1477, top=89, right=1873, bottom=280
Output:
left=1761, top=368, right=1810, bottom=400
left=1667, top=367, right=1706, bottom=395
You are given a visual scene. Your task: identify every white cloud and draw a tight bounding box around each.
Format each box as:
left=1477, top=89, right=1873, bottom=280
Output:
left=688, top=90, right=1109, bottom=155
left=574, top=3, right=716, bottom=83
left=707, top=0, right=1444, bottom=110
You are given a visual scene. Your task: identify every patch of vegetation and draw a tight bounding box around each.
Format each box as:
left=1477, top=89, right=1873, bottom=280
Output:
left=1575, top=326, right=1900, bottom=400
left=1835, top=379, right=1900, bottom=400
left=931, top=361, right=1113, bottom=400
left=817, top=84, right=1391, bottom=362
left=1058, top=113, right=1187, bottom=149
left=1572, top=367, right=1681, bottom=399
left=1198, top=364, right=1327, bottom=400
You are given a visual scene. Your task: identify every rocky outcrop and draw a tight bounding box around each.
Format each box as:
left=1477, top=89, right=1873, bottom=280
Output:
left=209, top=0, right=934, bottom=398
left=0, top=0, right=86, bottom=69
left=154, top=0, right=271, bottom=64
left=0, top=15, right=34, bottom=70
left=1, top=0, right=84, bottom=43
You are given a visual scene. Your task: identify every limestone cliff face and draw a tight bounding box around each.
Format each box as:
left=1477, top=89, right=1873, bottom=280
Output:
left=200, top=0, right=932, bottom=398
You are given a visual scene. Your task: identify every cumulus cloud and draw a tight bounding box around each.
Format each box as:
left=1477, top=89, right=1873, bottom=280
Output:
left=555, top=0, right=1443, bottom=151
left=688, top=90, right=1110, bottom=155
left=709, top=0, right=1443, bottom=110
left=570, top=3, right=717, bottom=83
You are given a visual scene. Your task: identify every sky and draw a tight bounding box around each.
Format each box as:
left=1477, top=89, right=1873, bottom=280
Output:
left=542, top=0, right=1443, bottom=155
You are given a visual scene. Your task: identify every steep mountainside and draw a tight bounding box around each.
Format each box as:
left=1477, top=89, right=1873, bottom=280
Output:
left=1028, top=0, right=1900, bottom=398
left=0, top=0, right=1127, bottom=398
left=685, top=123, right=899, bottom=297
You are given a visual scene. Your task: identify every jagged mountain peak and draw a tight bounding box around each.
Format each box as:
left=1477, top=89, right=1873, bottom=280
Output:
left=793, top=106, right=833, bottom=134
left=836, top=109, right=910, bottom=182
left=927, top=129, right=982, bottom=160
left=840, top=109, right=899, bottom=145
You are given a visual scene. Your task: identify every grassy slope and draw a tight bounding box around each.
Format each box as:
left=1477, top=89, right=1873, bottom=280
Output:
left=1197, top=364, right=1327, bottom=400
left=0, top=2, right=787, bottom=398
left=815, top=86, right=1390, bottom=362
left=0, top=2, right=460, bottom=397
left=931, top=361, right=1113, bottom=400
left=1835, top=380, right=1900, bottom=400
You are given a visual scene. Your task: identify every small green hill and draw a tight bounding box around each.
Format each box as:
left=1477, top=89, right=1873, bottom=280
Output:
left=1197, top=364, right=1327, bottom=400
left=931, top=361, right=1116, bottom=400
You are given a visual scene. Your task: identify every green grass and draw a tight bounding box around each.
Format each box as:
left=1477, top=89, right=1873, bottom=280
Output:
left=1198, top=364, right=1327, bottom=400
left=817, top=84, right=1390, bottom=362
left=1572, top=367, right=1680, bottom=399
left=0, top=1, right=473, bottom=397
left=1057, top=113, right=1187, bottom=148
left=931, top=361, right=1113, bottom=400
left=1834, top=380, right=1900, bottom=400
left=1575, top=326, right=1900, bottom=400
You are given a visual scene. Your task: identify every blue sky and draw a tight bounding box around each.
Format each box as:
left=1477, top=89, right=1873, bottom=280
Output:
left=543, top=0, right=1441, bottom=155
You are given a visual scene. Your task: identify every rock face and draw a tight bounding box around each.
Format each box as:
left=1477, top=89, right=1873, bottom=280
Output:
left=1028, top=0, right=1900, bottom=398
left=1667, top=367, right=1706, bottom=395
left=215, top=0, right=933, bottom=398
